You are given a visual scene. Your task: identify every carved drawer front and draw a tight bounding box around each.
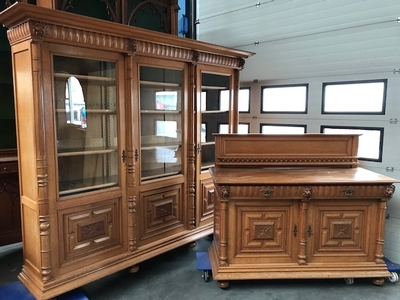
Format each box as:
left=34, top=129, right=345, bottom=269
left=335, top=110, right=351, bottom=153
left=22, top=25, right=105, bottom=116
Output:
left=229, top=201, right=299, bottom=264
left=139, top=184, right=184, bottom=243
left=228, top=185, right=307, bottom=200
left=200, top=178, right=214, bottom=222
left=60, top=197, right=122, bottom=264
left=308, top=199, right=376, bottom=262
left=311, top=185, right=391, bottom=199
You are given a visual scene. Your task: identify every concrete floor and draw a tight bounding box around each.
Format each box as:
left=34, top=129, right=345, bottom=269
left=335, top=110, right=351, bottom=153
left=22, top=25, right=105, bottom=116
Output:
left=1, top=237, right=399, bottom=300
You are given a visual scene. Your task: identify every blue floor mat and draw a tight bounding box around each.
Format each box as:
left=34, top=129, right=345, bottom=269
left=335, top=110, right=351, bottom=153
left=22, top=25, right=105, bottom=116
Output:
left=0, top=281, right=88, bottom=300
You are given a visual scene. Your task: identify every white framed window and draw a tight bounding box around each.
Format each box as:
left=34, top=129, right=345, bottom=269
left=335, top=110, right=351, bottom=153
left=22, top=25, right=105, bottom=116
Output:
left=239, top=87, right=250, bottom=112
left=219, top=123, right=249, bottom=134
left=261, top=84, right=308, bottom=113
left=321, top=126, right=384, bottom=162
left=322, top=79, right=386, bottom=114
left=261, top=124, right=306, bottom=134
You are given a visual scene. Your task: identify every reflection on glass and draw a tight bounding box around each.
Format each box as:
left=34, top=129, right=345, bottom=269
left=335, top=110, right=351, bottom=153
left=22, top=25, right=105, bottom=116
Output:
left=140, top=65, right=182, bottom=180
left=201, top=72, right=230, bottom=169
left=54, top=56, right=118, bottom=196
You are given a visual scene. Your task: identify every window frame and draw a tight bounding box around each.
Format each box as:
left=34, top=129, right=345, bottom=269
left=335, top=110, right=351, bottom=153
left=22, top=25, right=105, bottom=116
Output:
left=320, top=125, right=384, bottom=162
left=260, top=123, right=307, bottom=134
left=239, top=87, right=251, bottom=113
left=321, top=79, right=387, bottom=115
left=260, top=83, right=308, bottom=114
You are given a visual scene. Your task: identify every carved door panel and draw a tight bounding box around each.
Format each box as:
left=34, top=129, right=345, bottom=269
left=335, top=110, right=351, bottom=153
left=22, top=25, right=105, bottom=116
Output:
left=307, top=199, right=377, bottom=263
left=137, top=184, right=185, bottom=245
left=196, top=176, right=214, bottom=228
left=228, top=199, right=299, bottom=264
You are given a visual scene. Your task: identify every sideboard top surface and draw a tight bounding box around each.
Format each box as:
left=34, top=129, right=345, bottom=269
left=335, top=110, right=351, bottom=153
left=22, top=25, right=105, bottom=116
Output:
left=209, top=166, right=399, bottom=185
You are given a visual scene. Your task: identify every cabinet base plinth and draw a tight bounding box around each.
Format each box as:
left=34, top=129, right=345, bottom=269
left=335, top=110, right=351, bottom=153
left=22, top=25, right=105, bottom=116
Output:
left=209, top=242, right=391, bottom=285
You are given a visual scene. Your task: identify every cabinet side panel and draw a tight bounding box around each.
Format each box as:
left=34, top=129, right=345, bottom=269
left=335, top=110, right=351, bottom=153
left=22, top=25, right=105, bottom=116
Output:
left=13, top=46, right=37, bottom=200
left=21, top=196, right=41, bottom=273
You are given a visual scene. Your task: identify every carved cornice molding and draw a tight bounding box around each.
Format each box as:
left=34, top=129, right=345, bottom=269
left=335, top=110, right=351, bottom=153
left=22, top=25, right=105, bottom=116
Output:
left=5, top=20, right=245, bottom=68
left=216, top=157, right=359, bottom=166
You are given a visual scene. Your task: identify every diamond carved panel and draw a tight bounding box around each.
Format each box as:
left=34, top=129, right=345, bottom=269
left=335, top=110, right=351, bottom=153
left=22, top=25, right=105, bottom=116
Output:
left=320, top=212, right=362, bottom=249
left=62, top=199, right=120, bottom=262
left=140, top=184, right=184, bottom=240
left=238, top=206, right=292, bottom=255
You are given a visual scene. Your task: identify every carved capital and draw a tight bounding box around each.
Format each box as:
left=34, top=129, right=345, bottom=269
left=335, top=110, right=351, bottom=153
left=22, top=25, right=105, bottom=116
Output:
left=126, top=38, right=139, bottom=53
left=384, top=185, right=396, bottom=198
left=31, top=21, right=46, bottom=39
left=220, top=185, right=230, bottom=200
left=302, top=187, right=312, bottom=201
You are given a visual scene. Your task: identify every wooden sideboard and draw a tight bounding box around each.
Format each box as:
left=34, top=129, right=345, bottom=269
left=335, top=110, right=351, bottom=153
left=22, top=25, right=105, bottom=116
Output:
left=209, top=134, right=398, bottom=288
left=0, top=149, right=21, bottom=246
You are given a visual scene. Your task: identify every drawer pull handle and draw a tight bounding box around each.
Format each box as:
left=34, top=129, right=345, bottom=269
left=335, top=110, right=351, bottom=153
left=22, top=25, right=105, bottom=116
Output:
left=343, top=188, right=354, bottom=196
left=261, top=189, right=273, bottom=197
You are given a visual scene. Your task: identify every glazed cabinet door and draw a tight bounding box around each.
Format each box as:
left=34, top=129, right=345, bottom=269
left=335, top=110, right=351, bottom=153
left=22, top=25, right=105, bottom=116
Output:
left=48, top=45, right=127, bottom=271
left=135, top=58, right=188, bottom=245
left=195, top=65, right=237, bottom=228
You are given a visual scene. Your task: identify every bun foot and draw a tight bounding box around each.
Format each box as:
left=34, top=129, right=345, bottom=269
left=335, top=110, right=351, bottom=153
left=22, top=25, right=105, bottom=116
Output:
left=187, top=241, right=197, bottom=248
left=217, top=280, right=229, bottom=289
left=128, top=265, right=139, bottom=273
left=372, top=278, right=385, bottom=286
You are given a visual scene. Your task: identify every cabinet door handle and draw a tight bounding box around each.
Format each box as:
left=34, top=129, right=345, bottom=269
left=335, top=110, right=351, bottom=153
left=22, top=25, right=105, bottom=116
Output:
left=293, top=225, right=298, bottom=237
left=196, top=144, right=202, bottom=154
left=307, top=225, right=313, bottom=237
left=122, top=150, right=126, bottom=163
left=134, top=149, right=139, bottom=162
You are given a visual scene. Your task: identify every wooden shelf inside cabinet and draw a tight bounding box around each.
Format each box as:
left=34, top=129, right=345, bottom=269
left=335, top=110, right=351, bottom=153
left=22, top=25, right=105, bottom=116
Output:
left=141, top=166, right=182, bottom=181
left=140, top=81, right=180, bottom=88
left=141, top=110, right=181, bottom=114
left=201, top=86, right=228, bottom=90
left=58, top=147, right=117, bottom=157
left=201, top=142, right=215, bottom=146
left=141, top=144, right=181, bottom=150
left=54, top=72, right=116, bottom=83
left=59, top=175, right=118, bottom=196
left=201, top=110, right=228, bottom=114
left=56, top=109, right=117, bottom=114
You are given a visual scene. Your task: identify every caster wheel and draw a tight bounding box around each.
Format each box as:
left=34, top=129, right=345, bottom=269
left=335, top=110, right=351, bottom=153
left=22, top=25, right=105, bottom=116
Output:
left=388, top=272, right=399, bottom=283
left=202, top=270, right=210, bottom=282
left=344, top=278, right=354, bottom=285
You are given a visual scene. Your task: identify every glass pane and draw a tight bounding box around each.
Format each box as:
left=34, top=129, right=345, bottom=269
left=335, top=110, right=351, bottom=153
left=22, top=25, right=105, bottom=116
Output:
left=323, top=80, right=386, bottom=114
left=262, top=85, right=307, bottom=112
left=201, top=73, right=230, bottom=170
left=54, top=56, right=118, bottom=196
left=140, top=66, right=182, bottom=181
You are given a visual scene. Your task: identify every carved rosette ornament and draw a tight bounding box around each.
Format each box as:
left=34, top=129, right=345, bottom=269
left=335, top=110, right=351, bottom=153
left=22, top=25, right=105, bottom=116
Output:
left=384, top=185, right=395, bottom=198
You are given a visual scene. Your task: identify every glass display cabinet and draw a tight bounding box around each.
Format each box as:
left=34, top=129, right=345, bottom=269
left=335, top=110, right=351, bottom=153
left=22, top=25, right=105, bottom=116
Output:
left=0, top=3, right=252, bottom=299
